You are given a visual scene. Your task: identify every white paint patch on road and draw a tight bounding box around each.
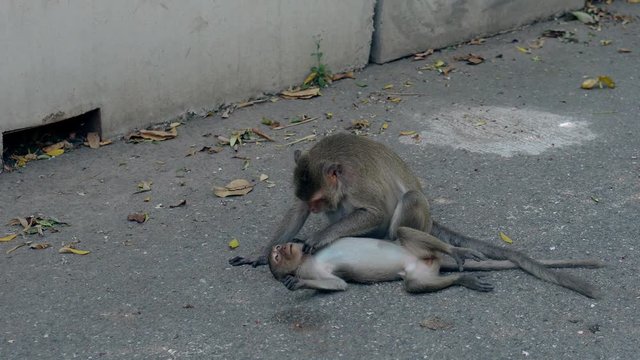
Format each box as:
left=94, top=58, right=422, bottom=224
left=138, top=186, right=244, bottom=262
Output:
left=401, top=106, right=596, bottom=157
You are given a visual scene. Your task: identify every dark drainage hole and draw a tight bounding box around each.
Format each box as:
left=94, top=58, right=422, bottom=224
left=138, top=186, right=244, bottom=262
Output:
left=2, top=108, right=101, bottom=170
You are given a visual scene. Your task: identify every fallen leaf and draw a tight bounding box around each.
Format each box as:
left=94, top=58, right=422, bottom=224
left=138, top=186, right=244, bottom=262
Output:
left=413, top=49, right=434, bottom=60
left=127, top=213, right=148, bottom=223
left=135, top=181, right=153, bottom=193
left=454, top=53, right=484, bottom=65
left=347, top=119, right=370, bottom=130
left=87, top=132, right=101, bottom=149
left=541, top=29, right=567, bottom=38
left=144, top=196, right=151, bottom=202
left=354, top=82, right=368, bottom=88
left=45, top=148, right=64, bottom=157
left=433, top=60, right=446, bottom=68
left=439, top=66, right=454, bottom=76
left=42, top=141, right=68, bottom=153
left=199, top=146, right=224, bottom=154
left=399, top=130, right=417, bottom=136
left=469, top=38, right=486, bottom=45
left=600, top=40, right=612, bottom=46
left=332, top=72, right=355, bottom=81
left=528, top=38, right=545, bottom=49
left=259, top=174, right=269, bottom=182
left=303, top=72, right=317, bottom=85
left=581, top=76, right=615, bottom=89
left=571, top=11, right=597, bottom=25
left=213, top=179, right=254, bottom=198
left=420, top=317, right=453, bottom=330
left=499, top=231, right=513, bottom=244
left=581, top=78, right=599, bottom=89
left=127, top=127, right=178, bottom=142
left=59, top=246, right=90, bottom=255
left=629, top=0, right=640, bottom=3
left=325, top=112, right=333, bottom=119
left=591, top=196, right=600, bottom=203
left=383, top=84, right=394, bottom=90
left=618, top=48, right=632, bottom=53
left=381, top=122, right=389, bottom=130
left=229, top=238, right=240, bottom=249
left=30, top=243, right=50, bottom=250
left=0, top=234, right=17, bottom=242
left=169, top=199, right=187, bottom=208
left=281, top=87, right=320, bottom=100
left=387, top=96, right=402, bottom=104
left=516, top=46, right=531, bottom=54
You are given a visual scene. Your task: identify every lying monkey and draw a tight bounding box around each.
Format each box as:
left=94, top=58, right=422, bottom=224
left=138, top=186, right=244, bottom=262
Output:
left=269, top=227, right=603, bottom=293
left=231, top=133, right=601, bottom=298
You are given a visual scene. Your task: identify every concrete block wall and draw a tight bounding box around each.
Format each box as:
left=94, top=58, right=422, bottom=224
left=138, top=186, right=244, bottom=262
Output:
left=0, top=0, right=375, bottom=140
left=371, top=0, right=584, bottom=64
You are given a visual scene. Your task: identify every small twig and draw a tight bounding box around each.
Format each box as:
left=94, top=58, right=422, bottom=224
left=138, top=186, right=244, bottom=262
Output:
left=272, top=117, right=318, bottom=130
left=232, top=155, right=251, bottom=160
left=284, top=134, right=317, bottom=146
left=7, top=241, right=31, bottom=254
left=378, top=92, right=427, bottom=96
left=251, top=128, right=275, bottom=142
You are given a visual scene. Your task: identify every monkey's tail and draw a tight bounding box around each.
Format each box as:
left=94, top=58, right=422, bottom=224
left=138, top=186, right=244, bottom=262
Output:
left=431, top=221, right=602, bottom=299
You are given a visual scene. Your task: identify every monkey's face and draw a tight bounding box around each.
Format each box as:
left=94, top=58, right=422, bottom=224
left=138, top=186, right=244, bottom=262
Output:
left=268, top=243, right=304, bottom=279
left=294, top=156, right=342, bottom=213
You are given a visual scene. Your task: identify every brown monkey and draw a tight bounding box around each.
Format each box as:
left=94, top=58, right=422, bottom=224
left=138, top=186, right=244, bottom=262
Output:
left=268, top=227, right=603, bottom=293
left=230, top=133, right=601, bottom=298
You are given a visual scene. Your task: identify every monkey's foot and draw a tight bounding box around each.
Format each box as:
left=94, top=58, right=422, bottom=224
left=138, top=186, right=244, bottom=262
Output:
left=450, top=247, right=488, bottom=271
left=459, top=275, right=494, bottom=292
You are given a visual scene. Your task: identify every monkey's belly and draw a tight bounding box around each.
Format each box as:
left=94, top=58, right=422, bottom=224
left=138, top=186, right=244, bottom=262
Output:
left=314, top=237, right=409, bottom=283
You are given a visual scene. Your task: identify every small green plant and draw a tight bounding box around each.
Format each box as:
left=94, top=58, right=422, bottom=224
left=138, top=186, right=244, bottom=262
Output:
left=303, top=38, right=332, bottom=88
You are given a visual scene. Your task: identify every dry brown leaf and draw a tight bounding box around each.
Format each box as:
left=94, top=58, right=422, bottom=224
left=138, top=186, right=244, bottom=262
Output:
left=413, top=49, right=434, bottom=60
left=529, top=38, right=545, bottom=49
left=127, top=213, right=148, bottom=223
left=127, top=127, right=178, bottom=142
left=454, top=53, right=485, bottom=65
left=420, top=317, right=454, bottom=330
left=399, top=130, right=417, bottom=136
left=135, top=181, right=153, bottom=193
left=469, top=38, right=486, bottom=45
left=199, top=146, right=224, bottom=154
left=259, top=174, right=269, bottom=182
left=440, top=66, right=455, bottom=76
left=87, top=132, right=100, bottom=149
left=618, top=48, right=632, bottom=53
left=281, top=87, right=320, bottom=100
left=332, top=72, right=355, bottom=81
left=214, top=179, right=254, bottom=198
left=347, top=119, right=370, bottom=130
left=169, top=200, right=187, bottom=208
left=30, top=243, right=51, bottom=250
left=387, top=96, right=402, bottom=104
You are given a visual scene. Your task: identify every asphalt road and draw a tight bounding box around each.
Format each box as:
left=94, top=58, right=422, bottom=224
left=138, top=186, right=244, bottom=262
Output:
left=1, top=3, right=639, bottom=359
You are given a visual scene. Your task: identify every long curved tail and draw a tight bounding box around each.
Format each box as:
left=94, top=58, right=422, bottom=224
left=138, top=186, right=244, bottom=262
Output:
left=431, top=221, right=602, bottom=299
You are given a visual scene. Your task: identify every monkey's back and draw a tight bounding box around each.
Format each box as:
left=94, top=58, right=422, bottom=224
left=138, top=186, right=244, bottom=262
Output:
left=314, top=237, right=410, bottom=283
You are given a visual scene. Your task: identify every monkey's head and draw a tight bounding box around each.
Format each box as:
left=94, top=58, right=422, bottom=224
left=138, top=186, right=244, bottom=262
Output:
left=293, top=150, right=344, bottom=213
left=268, top=243, right=305, bottom=280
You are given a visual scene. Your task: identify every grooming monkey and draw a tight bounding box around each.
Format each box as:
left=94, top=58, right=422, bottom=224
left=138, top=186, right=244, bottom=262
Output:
left=269, top=227, right=603, bottom=293
left=230, top=133, right=601, bottom=298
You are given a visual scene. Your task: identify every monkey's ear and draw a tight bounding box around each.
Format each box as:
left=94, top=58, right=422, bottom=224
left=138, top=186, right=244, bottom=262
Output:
left=323, top=163, right=343, bottom=184
left=294, top=150, right=302, bottom=164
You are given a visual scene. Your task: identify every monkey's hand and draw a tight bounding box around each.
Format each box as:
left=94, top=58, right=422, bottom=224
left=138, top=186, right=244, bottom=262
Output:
left=282, top=275, right=302, bottom=291
left=302, top=243, right=317, bottom=254
left=449, top=247, right=487, bottom=271
left=228, top=255, right=268, bottom=267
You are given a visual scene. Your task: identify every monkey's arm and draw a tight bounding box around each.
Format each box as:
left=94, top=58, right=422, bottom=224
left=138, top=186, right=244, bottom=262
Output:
left=398, top=227, right=486, bottom=271
left=305, top=208, right=385, bottom=252
left=282, top=275, right=348, bottom=291
left=229, top=200, right=310, bottom=267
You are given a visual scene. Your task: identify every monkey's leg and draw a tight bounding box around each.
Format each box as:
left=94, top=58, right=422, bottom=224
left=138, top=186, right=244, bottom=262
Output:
left=388, top=190, right=432, bottom=239
left=403, top=262, right=493, bottom=293
left=398, top=227, right=486, bottom=270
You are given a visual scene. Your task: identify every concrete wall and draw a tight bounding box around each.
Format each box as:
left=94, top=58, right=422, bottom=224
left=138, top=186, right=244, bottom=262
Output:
left=371, top=0, right=584, bottom=64
left=0, top=0, right=375, bottom=138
